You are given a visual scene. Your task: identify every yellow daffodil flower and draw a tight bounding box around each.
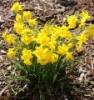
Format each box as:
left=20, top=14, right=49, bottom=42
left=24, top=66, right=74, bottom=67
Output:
left=79, top=11, right=91, bottom=27
left=2, top=31, right=16, bottom=45
left=7, top=48, right=16, bottom=59
left=28, top=19, right=37, bottom=27
left=14, top=21, right=24, bottom=34
left=66, top=52, right=73, bottom=60
left=23, top=11, right=32, bottom=20
left=11, top=2, right=23, bottom=12
left=24, top=59, right=32, bottom=66
left=57, top=44, right=69, bottom=55
left=21, top=48, right=33, bottom=65
left=80, top=10, right=91, bottom=20
left=76, top=33, right=87, bottom=43
left=67, top=15, right=78, bottom=29
left=76, top=44, right=82, bottom=52
left=16, top=13, right=22, bottom=22
left=21, top=33, right=34, bottom=45
left=2, top=30, right=7, bottom=39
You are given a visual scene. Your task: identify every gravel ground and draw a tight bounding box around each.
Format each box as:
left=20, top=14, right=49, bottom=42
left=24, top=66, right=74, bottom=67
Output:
left=0, top=0, right=94, bottom=100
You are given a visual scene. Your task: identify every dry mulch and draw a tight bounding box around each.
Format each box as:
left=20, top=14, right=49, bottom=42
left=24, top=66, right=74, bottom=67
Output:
left=0, top=0, right=94, bottom=100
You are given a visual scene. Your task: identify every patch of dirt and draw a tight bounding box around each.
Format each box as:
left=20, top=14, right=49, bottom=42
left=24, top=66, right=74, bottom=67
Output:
left=0, top=0, right=94, bottom=100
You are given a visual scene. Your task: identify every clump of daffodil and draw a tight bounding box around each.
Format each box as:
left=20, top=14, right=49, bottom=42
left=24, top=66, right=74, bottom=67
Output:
left=2, top=2, right=94, bottom=99
left=3, top=2, right=92, bottom=64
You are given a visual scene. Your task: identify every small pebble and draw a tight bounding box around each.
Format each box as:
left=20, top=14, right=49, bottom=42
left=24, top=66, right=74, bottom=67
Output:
left=1, top=50, right=6, bottom=54
left=7, top=66, right=12, bottom=70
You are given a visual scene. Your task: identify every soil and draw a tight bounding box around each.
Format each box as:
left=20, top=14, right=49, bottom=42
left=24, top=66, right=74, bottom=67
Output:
left=0, top=0, right=94, bottom=100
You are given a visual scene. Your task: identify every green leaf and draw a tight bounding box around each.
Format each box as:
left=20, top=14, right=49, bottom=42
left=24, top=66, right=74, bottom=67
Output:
left=7, top=76, right=27, bottom=81
left=53, top=73, right=58, bottom=83
left=14, top=62, right=26, bottom=71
